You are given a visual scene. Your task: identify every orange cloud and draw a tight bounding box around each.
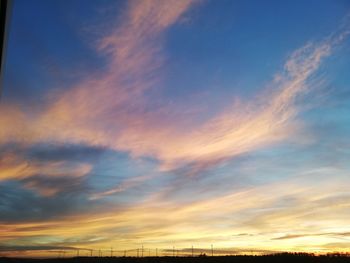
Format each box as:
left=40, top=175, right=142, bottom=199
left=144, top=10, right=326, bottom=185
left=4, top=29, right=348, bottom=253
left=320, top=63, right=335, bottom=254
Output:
left=0, top=151, right=91, bottom=196
left=2, top=167, right=350, bottom=255
left=0, top=153, right=91, bottom=181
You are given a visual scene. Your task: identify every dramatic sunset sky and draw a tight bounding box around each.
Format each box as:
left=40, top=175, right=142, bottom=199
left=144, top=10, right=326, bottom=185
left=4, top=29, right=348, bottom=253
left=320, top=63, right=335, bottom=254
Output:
left=1, top=0, right=350, bottom=258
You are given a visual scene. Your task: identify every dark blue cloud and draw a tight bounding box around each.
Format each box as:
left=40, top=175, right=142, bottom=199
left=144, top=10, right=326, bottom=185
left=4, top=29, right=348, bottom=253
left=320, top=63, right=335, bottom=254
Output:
left=20, top=174, right=88, bottom=195
left=26, top=143, right=106, bottom=162
left=0, top=181, right=93, bottom=223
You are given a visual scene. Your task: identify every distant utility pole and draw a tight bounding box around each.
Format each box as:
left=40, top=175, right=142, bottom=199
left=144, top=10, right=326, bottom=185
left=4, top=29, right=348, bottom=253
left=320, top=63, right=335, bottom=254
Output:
left=137, top=248, right=139, bottom=257
left=99, top=249, right=102, bottom=257
left=110, top=247, right=113, bottom=257
left=211, top=244, right=214, bottom=256
left=77, top=249, right=79, bottom=257
left=141, top=245, right=144, bottom=257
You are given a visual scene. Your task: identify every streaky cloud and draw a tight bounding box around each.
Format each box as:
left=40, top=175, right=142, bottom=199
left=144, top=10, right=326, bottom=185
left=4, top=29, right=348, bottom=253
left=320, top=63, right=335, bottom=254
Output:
left=1, top=4, right=349, bottom=177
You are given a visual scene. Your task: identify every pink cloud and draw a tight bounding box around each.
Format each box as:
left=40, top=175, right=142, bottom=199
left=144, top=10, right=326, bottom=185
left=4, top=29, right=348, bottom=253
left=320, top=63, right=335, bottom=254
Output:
left=0, top=1, right=348, bottom=175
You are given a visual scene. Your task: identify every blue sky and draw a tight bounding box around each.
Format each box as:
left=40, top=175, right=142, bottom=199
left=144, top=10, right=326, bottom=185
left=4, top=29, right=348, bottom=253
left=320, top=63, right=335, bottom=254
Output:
left=1, top=0, right=350, bottom=257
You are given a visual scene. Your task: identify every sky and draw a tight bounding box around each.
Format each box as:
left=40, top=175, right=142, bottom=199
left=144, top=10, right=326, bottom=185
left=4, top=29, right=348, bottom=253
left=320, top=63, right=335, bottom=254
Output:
left=1, top=0, right=350, bottom=258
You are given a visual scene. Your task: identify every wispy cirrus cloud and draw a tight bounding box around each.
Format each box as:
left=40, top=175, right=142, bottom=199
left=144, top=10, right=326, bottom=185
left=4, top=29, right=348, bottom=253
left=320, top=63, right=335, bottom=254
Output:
left=0, top=0, right=198, bottom=198
left=1, top=2, right=349, bottom=176
left=272, top=231, right=350, bottom=241
left=0, top=149, right=92, bottom=197
left=2, top=166, right=350, bottom=254
left=2, top=1, right=350, bottom=257
left=0, top=0, right=349, bottom=226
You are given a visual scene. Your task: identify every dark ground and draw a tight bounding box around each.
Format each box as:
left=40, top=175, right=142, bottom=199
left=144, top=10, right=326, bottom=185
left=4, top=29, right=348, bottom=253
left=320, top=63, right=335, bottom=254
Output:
left=1, top=254, right=350, bottom=263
